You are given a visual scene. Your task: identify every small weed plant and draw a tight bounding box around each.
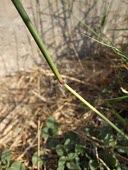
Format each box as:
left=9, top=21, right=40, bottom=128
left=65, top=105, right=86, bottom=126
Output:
left=32, top=117, right=128, bottom=169
left=0, top=120, right=128, bottom=170
left=0, top=149, right=25, bottom=170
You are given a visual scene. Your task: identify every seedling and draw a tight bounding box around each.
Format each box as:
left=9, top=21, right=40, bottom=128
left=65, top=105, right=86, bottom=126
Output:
left=0, top=149, right=26, bottom=170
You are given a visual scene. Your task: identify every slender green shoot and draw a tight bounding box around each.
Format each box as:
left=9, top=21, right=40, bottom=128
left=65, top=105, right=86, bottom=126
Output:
left=99, top=0, right=113, bottom=36
left=71, top=13, right=128, bottom=60
left=106, top=95, right=128, bottom=101
left=111, top=108, right=128, bottom=127
left=71, top=13, right=100, bottom=38
left=64, top=83, right=128, bottom=140
left=11, top=0, right=63, bottom=84
left=82, top=34, right=128, bottom=60
left=11, top=0, right=128, bottom=140
left=109, top=28, right=128, bottom=31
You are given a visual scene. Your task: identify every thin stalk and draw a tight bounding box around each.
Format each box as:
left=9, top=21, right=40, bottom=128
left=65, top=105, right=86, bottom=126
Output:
left=11, top=0, right=128, bottom=140
left=82, top=34, right=128, bottom=60
left=72, top=13, right=100, bottom=38
left=109, top=28, right=128, bottom=31
left=99, top=0, right=113, bottom=36
left=11, top=0, right=63, bottom=84
left=38, top=120, right=40, bottom=170
left=64, top=83, right=128, bottom=140
left=112, top=109, right=128, bottom=127
left=72, top=13, right=128, bottom=60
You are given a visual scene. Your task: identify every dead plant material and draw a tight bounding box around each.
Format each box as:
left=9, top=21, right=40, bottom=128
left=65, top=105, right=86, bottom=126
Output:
left=0, top=56, right=119, bottom=161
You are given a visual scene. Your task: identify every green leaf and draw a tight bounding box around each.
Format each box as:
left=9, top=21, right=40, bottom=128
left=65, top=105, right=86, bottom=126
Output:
left=56, top=145, right=66, bottom=156
left=75, top=144, right=85, bottom=155
left=50, top=127, right=59, bottom=136
left=67, top=153, right=76, bottom=161
left=75, top=156, right=80, bottom=163
left=57, top=165, right=65, bottom=170
left=1, top=149, right=11, bottom=165
left=58, top=156, right=66, bottom=166
left=117, top=146, right=128, bottom=154
left=66, top=161, right=81, bottom=170
left=32, top=150, right=47, bottom=166
left=46, top=117, right=59, bottom=132
left=9, top=162, right=26, bottom=170
left=64, top=138, right=71, bottom=146
left=64, top=139, right=74, bottom=153
left=41, top=117, right=59, bottom=138
left=89, top=160, right=99, bottom=170
left=41, top=127, right=50, bottom=138
left=41, top=117, right=60, bottom=137
left=64, top=138, right=75, bottom=153
left=103, top=133, right=116, bottom=147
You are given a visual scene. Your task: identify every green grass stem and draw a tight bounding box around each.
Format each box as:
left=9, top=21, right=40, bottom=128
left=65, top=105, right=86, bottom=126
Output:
left=72, top=13, right=128, bottom=60
left=11, top=0, right=128, bottom=140
left=64, top=83, right=128, bottom=140
left=83, top=34, right=128, bottom=60
left=11, top=0, right=63, bottom=84
left=109, top=28, right=128, bottom=31
left=100, top=0, right=113, bottom=36
left=111, top=109, right=128, bottom=127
